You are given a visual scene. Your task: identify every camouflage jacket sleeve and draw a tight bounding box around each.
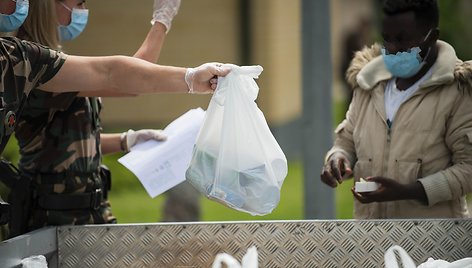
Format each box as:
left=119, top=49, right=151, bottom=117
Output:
left=0, top=37, right=67, bottom=145
left=1, top=37, right=67, bottom=97
left=17, top=38, right=67, bottom=91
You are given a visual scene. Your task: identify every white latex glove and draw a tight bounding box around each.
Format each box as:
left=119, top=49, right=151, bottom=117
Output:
left=185, top=63, right=231, bottom=94
left=151, top=0, right=181, bottom=33
left=123, top=129, right=167, bottom=152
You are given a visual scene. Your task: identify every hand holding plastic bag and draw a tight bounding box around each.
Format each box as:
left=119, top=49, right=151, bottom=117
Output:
left=186, top=64, right=288, bottom=216
left=185, top=63, right=231, bottom=94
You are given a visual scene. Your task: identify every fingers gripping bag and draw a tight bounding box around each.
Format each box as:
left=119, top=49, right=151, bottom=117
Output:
left=186, top=64, right=288, bottom=216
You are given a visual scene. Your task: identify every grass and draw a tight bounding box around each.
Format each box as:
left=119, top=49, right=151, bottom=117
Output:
left=1, top=141, right=354, bottom=227
left=6, top=99, right=468, bottom=223
left=107, top=159, right=354, bottom=223
left=103, top=98, right=354, bottom=223
left=0, top=99, right=354, bottom=227
left=108, top=161, right=305, bottom=223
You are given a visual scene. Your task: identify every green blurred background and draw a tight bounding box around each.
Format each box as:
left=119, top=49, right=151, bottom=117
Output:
left=0, top=100, right=351, bottom=226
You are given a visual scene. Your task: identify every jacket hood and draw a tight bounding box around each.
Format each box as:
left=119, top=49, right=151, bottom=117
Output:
left=454, top=59, right=472, bottom=93
left=347, top=40, right=472, bottom=93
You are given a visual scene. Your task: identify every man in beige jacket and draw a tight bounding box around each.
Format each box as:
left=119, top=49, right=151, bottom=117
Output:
left=321, top=0, right=472, bottom=219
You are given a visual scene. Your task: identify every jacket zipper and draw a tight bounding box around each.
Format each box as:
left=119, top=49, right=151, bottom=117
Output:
left=381, top=119, right=392, bottom=218
left=386, top=120, right=392, bottom=143
left=417, top=158, right=423, bottom=178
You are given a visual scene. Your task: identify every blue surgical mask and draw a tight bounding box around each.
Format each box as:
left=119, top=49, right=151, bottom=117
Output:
left=381, top=29, right=433, bottom=78
left=0, top=0, right=29, bottom=32
left=57, top=2, right=88, bottom=41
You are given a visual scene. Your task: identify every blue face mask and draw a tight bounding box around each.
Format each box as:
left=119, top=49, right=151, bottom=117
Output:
left=57, top=2, right=88, bottom=41
left=0, top=0, right=29, bottom=32
left=381, top=30, right=432, bottom=78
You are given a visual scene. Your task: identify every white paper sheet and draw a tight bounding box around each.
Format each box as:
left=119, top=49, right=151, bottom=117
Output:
left=118, top=108, right=205, bottom=198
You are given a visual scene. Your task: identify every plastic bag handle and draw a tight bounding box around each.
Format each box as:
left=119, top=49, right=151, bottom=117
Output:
left=212, top=253, right=242, bottom=268
left=384, top=245, right=417, bottom=268
left=223, top=64, right=263, bottom=78
left=212, top=246, right=258, bottom=268
left=213, top=64, right=263, bottom=105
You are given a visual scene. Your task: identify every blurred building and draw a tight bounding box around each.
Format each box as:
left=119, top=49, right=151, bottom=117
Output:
left=64, top=0, right=375, bottom=159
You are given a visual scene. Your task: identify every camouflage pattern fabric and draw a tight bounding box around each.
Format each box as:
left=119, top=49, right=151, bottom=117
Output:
left=0, top=37, right=66, bottom=142
left=0, top=36, right=114, bottom=229
left=0, top=37, right=67, bottom=236
left=15, top=92, right=117, bottom=229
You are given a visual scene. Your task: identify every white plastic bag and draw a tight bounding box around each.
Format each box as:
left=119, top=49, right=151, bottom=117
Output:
left=384, top=245, right=472, bottom=268
left=186, top=64, right=288, bottom=216
left=21, top=255, right=48, bottom=268
left=212, top=246, right=258, bottom=268
left=418, top=258, right=472, bottom=268
left=384, top=245, right=417, bottom=268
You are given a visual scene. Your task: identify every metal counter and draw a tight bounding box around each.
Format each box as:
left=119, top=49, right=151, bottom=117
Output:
left=1, top=219, right=471, bottom=267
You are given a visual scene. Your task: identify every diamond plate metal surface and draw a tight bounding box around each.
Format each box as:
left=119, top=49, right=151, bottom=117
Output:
left=57, top=219, right=472, bottom=268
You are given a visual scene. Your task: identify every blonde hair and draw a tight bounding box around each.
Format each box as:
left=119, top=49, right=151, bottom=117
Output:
left=18, top=0, right=61, bottom=49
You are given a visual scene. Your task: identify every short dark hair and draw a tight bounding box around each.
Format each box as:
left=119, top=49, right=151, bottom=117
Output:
left=383, top=0, right=439, bottom=32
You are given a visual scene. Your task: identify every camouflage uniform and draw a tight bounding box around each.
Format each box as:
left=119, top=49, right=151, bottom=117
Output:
left=15, top=74, right=116, bottom=230
left=0, top=37, right=65, bottom=141
left=0, top=37, right=67, bottom=236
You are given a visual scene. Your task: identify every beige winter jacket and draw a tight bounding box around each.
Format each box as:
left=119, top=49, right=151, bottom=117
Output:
left=327, top=40, right=472, bottom=219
